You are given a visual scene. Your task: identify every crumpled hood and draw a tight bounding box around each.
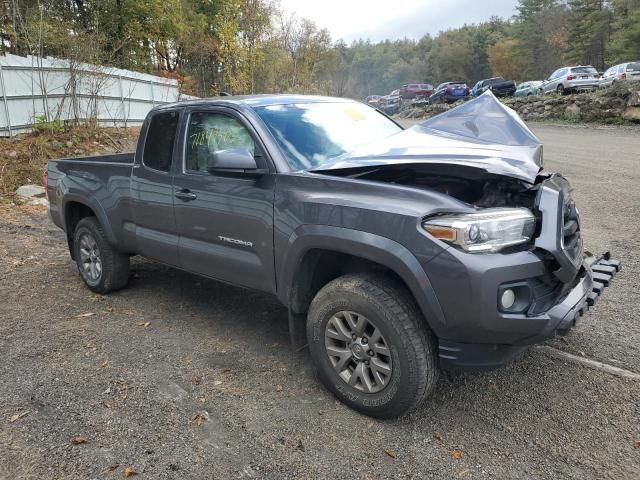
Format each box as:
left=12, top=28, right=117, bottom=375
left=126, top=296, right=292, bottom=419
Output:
left=312, top=92, right=544, bottom=183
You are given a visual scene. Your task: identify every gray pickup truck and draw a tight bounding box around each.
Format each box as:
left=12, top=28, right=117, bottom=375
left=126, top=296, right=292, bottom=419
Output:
left=46, top=92, right=619, bottom=418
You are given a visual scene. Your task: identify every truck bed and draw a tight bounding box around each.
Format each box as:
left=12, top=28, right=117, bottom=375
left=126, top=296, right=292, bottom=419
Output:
left=47, top=152, right=136, bottom=234
left=53, top=152, right=135, bottom=164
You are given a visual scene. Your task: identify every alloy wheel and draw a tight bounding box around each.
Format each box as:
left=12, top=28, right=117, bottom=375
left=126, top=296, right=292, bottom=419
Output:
left=78, top=233, right=102, bottom=282
left=324, top=311, right=393, bottom=394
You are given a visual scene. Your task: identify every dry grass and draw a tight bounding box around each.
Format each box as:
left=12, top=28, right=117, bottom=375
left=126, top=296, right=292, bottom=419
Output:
left=0, top=126, right=139, bottom=199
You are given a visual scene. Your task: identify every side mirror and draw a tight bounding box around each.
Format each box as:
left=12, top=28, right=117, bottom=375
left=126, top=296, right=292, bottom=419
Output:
left=206, top=148, right=265, bottom=176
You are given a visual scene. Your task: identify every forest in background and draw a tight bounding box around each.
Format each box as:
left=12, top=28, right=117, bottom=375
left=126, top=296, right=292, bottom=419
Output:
left=1, top=0, right=639, bottom=99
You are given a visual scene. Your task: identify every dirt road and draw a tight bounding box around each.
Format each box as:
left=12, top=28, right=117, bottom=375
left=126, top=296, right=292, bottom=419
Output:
left=1, top=124, right=639, bottom=479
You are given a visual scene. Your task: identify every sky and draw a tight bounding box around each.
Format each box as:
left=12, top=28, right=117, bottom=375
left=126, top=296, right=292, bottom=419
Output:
left=279, top=0, right=519, bottom=43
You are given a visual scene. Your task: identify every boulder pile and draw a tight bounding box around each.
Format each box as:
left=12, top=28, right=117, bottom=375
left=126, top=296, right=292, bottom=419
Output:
left=396, top=83, right=640, bottom=123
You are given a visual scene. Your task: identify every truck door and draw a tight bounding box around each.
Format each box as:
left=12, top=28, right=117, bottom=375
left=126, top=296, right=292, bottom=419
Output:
left=173, top=107, right=276, bottom=293
left=130, top=109, right=180, bottom=264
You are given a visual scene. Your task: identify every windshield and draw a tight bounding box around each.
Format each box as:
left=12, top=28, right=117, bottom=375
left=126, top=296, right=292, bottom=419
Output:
left=254, top=102, right=402, bottom=170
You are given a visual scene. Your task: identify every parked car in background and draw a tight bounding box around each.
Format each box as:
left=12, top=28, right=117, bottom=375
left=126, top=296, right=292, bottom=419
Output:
left=364, top=95, right=382, bottom=107
left=514, top=81, right=543, bottom=97
left=379, top=89, right=401, bottom=114
left=429, top=82, right=470, bottom=104
left=541, top=66, right=600, bottom=95
left=599, top=61, right=640, bottom=87
left=399, top=83, right=434, bottom=99
left=471, top=77, right=517, bottom=97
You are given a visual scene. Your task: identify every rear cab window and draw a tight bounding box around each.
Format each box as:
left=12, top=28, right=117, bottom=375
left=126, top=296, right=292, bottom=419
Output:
left=626, top=62, right=640, bottom=72
left=143, top=110, right=180, bottom=172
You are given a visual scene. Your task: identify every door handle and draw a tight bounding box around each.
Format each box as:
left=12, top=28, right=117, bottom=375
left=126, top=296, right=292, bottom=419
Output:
left=175, top=189, right=197, bottom=201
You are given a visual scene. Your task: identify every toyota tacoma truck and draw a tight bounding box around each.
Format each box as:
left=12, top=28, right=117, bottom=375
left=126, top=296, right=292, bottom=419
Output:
left=46, top=92, right=619, bottom=418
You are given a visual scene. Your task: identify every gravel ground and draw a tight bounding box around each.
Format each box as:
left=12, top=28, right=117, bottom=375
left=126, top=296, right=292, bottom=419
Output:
left=1, top=124, right=639, bottom=479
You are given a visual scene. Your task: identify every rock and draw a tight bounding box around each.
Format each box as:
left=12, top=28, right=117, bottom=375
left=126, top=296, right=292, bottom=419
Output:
left=16, top=184, right=45, bottom=198
left=16, top=184, right=48, bottom=206
left=66, top=140, right=74, bottom=148
left=9, top=150, right=17, bottom=158
left=627, top=90, right=640, bottom=107
left=565, top=104, right=581, bottom=120
left=622, top=106, right=640, bottom=122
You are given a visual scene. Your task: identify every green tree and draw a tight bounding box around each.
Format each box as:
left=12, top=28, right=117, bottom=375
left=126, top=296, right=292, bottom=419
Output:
left=514, top=0, right=569, bottom=78
left=566, top=0, right=611, bottom=70
left=608, top=0, right=640, bottom=63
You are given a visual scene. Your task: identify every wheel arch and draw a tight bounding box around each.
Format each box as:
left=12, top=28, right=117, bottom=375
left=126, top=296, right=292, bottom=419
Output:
left=278, top=225, right=446, bottom=337
left=62, top=196, right=117, bottom=259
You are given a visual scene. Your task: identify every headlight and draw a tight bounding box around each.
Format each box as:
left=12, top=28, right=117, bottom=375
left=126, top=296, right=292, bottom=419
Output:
left=422, top=208, right=536, bottom=253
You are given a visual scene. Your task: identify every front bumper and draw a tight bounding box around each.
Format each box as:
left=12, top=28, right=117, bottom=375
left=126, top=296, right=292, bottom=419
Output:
left=438, top=253, right=621, bottom=370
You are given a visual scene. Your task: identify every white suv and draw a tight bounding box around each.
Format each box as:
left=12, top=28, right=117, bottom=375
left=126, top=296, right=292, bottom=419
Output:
left=541, top=66, right=600, bottom=95
left=600, top=62, right=640, bottom=87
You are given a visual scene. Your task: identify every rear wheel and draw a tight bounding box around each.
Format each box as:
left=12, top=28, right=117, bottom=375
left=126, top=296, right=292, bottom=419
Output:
left=307, top=273, right=438, bottom=418
left=73, top=217, right=129, bottom=293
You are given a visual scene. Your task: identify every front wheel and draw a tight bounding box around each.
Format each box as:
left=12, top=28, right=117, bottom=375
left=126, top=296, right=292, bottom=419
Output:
left=307, top=274, right=438, bottom=418
left=73, top=217, right=129, bottom=293
left=557, top=84, right=565, bottom=95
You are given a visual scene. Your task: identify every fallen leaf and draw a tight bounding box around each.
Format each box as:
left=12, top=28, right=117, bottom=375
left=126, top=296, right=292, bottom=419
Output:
left=192, top=374, right=201, bottom=386
left=189, top=414, right=206, bottom=426
left=560, top=336, right=569, bottom=345
left=434, top=432, right=444, bottom=442
left=634, top=440, right=640, bottom=449
left=101, top=359, right=109, bottom=368
left=109, top=463, right=121, bottom=471
left=102, top=401, right=112, bottom=409
left=106, top=306, right=114, bottom=312
left=9, top=411, right=29, bottom=423
left=71, top=436, right=87, bottom=445
left=213, top=380, right=222, bottom=386
left=123, top=467, right=138, bottom=477
left=137, top=322, right=150, bottom=327
left=451, top=450, right=464, bottom=460
left=275, top=384, right=284, bottom=392
left=77, top=312, right=95, bottom=318
left=384, top=448, right=397, bottom=459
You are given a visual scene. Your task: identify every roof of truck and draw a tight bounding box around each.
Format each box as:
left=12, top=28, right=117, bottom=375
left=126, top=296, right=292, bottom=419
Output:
left=155, top=94, right=355, bottom=111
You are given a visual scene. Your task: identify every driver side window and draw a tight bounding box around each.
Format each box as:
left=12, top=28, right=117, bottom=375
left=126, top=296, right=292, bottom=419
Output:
left=186, top=112, right=256, bottom=173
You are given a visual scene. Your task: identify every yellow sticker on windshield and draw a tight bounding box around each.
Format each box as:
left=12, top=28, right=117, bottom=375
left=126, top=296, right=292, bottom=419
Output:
left=342, top=105, right=366, bottom=121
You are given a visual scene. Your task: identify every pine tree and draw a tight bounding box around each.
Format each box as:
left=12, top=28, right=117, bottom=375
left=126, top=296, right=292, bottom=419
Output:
left=514, top=0, right=569, bottom=78
left=608, top=0, right=640, bottom=63
left=566, top=0, right=611, bottom=70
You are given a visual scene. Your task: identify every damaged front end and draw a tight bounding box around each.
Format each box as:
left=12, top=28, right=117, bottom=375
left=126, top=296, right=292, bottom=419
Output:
left=312, top=92, right=620, bottom=368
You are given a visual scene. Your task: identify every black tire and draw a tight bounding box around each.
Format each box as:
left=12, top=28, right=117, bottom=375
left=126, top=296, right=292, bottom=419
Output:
left=73, top=217, right=129, bottom=293
left=307, top=273, right=438, bottom=418
left=557, top=84, right=565, bottom=95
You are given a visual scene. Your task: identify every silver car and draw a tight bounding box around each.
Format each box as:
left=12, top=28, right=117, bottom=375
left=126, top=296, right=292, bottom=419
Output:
left=600, top=61, right=640, bottom=87
left=541, top=65, right=600, bottom=94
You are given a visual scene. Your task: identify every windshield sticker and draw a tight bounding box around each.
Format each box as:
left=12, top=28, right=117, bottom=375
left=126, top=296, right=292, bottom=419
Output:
left=342, top=105, right=366, bottom=122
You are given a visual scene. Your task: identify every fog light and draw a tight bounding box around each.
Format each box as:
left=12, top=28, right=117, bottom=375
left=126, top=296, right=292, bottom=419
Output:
left=501, top=289, right=516, bottom=309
